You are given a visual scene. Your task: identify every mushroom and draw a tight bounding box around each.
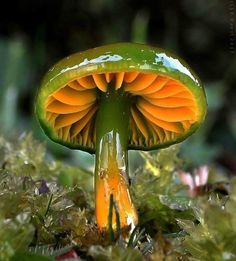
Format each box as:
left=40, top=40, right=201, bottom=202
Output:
left=36, top=43, right=207, bottom=230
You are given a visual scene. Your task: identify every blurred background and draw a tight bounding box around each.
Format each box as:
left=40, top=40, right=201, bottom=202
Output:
left=0, top=0, right=235, bottom=175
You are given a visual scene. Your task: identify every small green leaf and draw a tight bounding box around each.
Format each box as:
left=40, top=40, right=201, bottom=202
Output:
left=88, top=245, right=142, bottom=261
left=11, top=251, right=53, bottom=261
left=159, top=195, right=194, bottom=210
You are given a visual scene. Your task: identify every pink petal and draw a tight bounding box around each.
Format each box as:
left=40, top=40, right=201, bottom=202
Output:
left=178, top=171, right=195, bottom=190
left=194, top=165, right=209, bottom=186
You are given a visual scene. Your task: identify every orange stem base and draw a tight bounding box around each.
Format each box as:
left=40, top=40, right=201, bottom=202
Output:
left=95, top=154, right=138, bottom=229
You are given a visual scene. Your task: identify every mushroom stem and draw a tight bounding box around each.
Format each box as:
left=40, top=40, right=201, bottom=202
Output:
left=95, top=87, right=138, bottom=230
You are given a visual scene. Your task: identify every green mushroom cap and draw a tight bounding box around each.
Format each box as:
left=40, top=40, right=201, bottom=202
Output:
left=36, top=42, right=207, bottom=154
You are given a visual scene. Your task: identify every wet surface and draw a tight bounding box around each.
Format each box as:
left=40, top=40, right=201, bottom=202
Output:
left=96, top=167, right=137, bottom=230
left=95, top=129, right=137, bottom=230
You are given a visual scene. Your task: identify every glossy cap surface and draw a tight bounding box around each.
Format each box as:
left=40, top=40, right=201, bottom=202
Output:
left=36, top=43, right=207, bottom=153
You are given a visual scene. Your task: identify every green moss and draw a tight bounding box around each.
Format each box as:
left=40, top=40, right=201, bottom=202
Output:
left=0, top=133, right=235, bottom=260
left=177, top=181, right=236, bottom=260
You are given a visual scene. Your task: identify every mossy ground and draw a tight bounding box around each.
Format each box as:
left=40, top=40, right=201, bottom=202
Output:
left=0, top=133, right=235, bottom=261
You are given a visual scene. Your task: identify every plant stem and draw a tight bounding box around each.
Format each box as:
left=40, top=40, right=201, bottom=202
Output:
left=108, top=194, right=115, bottom=241
left=44, top=193, right=53, bottom=217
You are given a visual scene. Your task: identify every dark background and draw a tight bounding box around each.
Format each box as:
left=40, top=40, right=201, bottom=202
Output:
left=0, top=0, right=235, bottom=174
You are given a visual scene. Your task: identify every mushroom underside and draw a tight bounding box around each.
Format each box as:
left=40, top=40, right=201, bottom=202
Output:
left=45, top=72, right=198, bottom=150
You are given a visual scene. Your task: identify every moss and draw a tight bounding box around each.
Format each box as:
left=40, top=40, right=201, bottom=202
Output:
left=0, top=133, right=234, bottom=260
